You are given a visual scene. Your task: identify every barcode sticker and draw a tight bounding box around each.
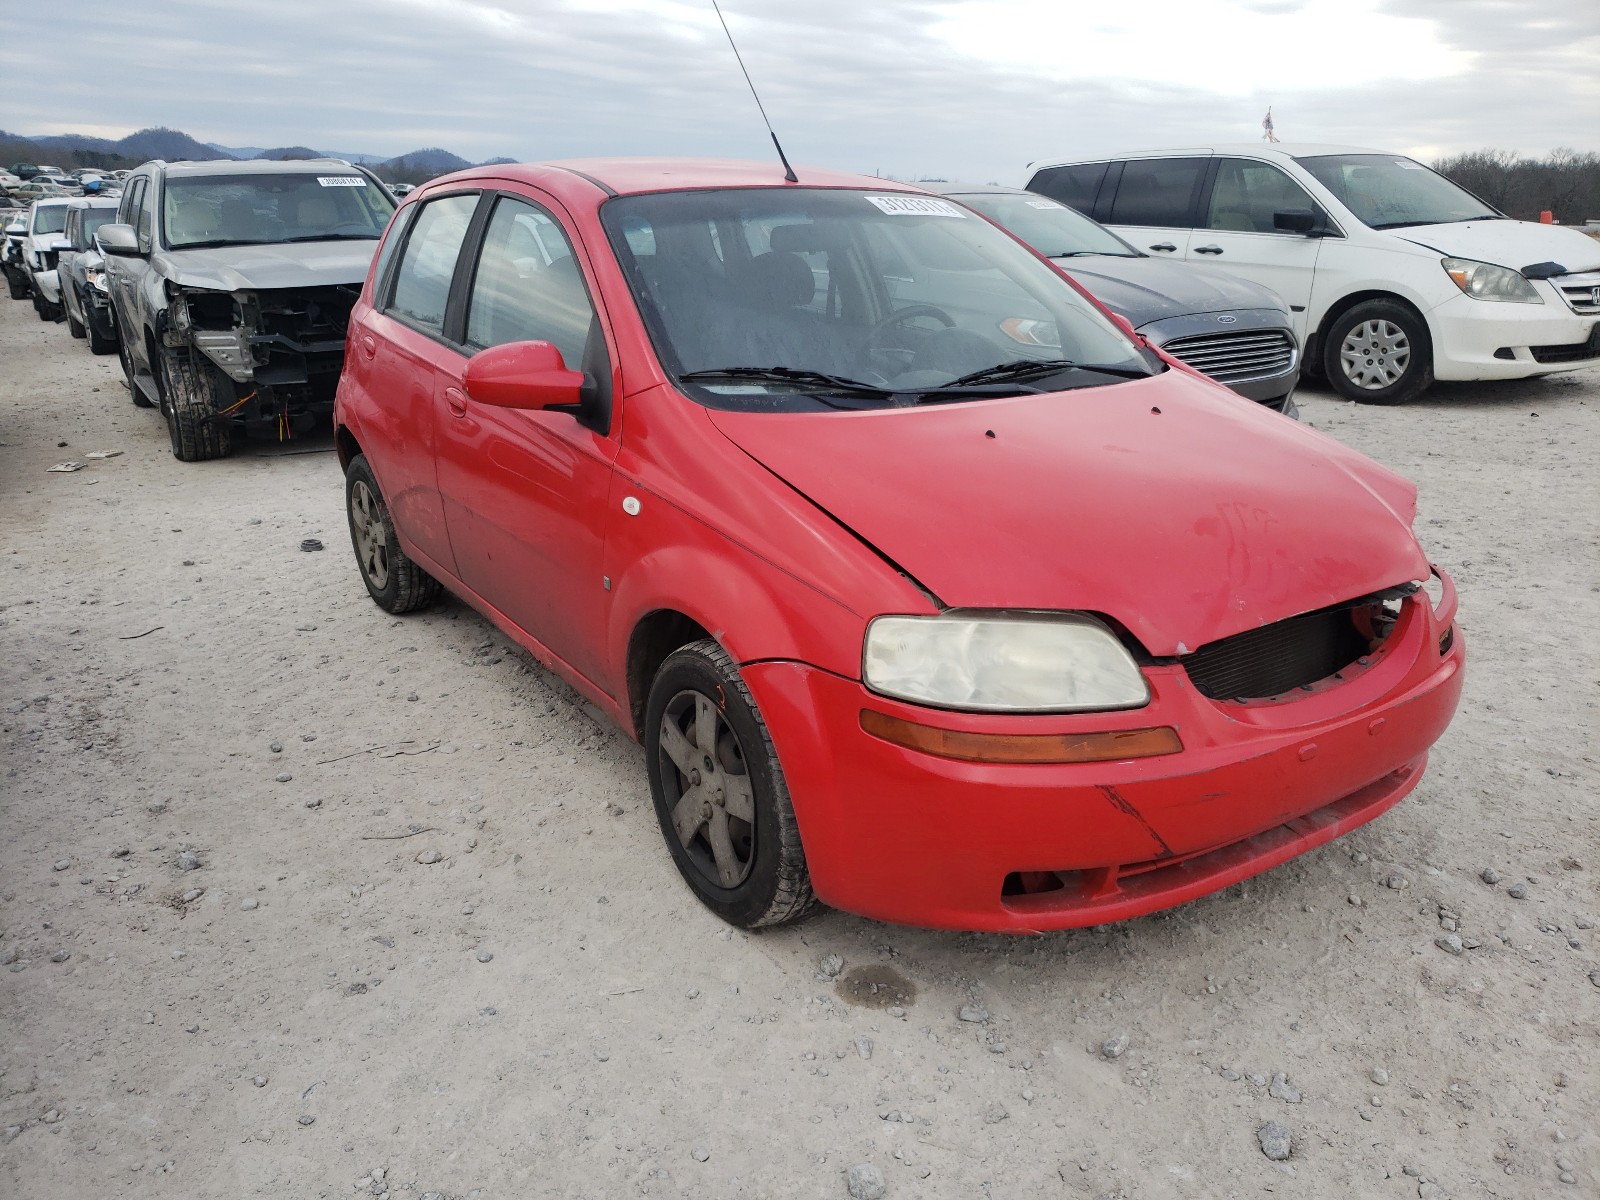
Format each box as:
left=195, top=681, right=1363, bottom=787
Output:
left=865, top=195, right=967, bottom=218
left=1026, top=199, right=1064, bottom=209
left=317, top=176, right=367, bottom=187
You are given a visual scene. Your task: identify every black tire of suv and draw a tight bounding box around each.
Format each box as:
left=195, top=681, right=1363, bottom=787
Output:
left=86, top=312, right=117, bottom=357
left=158, top=348, right=234, bottom=462
left=5, top=270, right=27, bottom=301
left=65, top=302, right=86, bottom=339
left=33, top=290, right=59, bottom=322
left=343, top=454, right=443, bottom=614
left=1322, top=300, right=1434, bottom=406
left=644, top=639, right=819, bottom=929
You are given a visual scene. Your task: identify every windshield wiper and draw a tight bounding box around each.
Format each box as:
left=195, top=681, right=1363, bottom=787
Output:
left=173, top=238, right=270, bottom=250
left=940, top=358, right=1152, bottom=388
left=678, top=367, right=895, bottom=407
left=277, top=233, right=381, bottom=243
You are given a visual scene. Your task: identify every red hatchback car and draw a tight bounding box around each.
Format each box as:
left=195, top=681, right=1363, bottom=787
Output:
left=334, top=158, right=1464, bottom=932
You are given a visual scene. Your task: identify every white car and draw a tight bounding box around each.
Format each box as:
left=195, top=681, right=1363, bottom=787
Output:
left=19, top=197, right=74, bottom=322
left=1024, top=143, right=1600, bottom=403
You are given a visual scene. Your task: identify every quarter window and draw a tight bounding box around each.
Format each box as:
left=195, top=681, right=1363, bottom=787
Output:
left=1107, top=157, right=1207, bottom=227
left=388, top=193, right=479, bottom=336
left=464, top=198, right=598, bottom=369
left=1205, top=158, right=1318, bottom=233
left=1026, top=162, right=1108, bottom=215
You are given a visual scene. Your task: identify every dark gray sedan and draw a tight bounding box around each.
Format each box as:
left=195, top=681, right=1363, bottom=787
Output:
left=926, top=184, right=1300, bottom=416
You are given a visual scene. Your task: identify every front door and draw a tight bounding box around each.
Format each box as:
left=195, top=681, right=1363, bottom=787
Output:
left=433, top=191, right=621, bottom=691
left=1189, top=157, right=1328, bottom=341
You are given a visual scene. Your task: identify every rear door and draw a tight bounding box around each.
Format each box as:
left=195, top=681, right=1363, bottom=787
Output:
left=433, top=188, right=622, bottom=690
left=1100, top=156, right=1210, bottom=259
left=1189, top=157, right=1328, bottom=340
left=352, top=191, right=483, bottom=573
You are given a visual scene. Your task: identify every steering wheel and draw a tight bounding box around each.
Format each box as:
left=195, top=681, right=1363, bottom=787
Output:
left=864, top=304, right=958, bottom=372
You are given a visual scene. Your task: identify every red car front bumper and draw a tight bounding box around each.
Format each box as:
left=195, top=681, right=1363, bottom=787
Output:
left=743, top=587, right=1464, bottom=932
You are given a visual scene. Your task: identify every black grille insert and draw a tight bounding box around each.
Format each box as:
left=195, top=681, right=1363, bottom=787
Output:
left=1183, top=603, right=1372, bottom=700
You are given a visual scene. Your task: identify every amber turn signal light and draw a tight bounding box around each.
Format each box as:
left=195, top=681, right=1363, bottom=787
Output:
left=859, top=710, right=1183, bottom=764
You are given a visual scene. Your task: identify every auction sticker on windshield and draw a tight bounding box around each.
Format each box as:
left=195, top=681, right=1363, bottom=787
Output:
left=317, top=176, right=368, bottom=187
left=865, top=195, right=966, bottom=218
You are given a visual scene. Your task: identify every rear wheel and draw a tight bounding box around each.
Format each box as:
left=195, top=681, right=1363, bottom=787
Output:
left=65, top=300, right=86, bottom=339
left=344, top=454, right=441, bottom=613
left=645, top=639, right=817, bottom=928
left=1323, top=300, right=1433, bottom=405
left=158, top=348, right=233, bottom=461
left=7, top=268, right=29, bottom=300
left=119, top=328, right=152, bottom=405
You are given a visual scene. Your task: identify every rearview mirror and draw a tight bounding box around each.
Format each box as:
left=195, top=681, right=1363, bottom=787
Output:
left=463, top=340, right=586, bottom=410
left=1273, top=208, right=1319, bottom=235
left=97, top=223, right=140, bottom=256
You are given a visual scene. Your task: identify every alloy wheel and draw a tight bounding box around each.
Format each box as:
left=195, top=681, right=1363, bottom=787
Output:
left=349, top=480, right=390, bottom=590
left=1339, top=319, right=1411, bottom=390
left=657, top=690, right=756, bottom=888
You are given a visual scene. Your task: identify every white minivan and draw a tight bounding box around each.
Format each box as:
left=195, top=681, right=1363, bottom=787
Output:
left=1024, top=144, right=1600, bottom=404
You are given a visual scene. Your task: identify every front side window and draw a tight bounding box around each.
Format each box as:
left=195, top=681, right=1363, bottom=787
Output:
left=1296, top=154, right=1499, bottom=230
left=136, top=180, right=155, bottom=252
left=1205, top=159, right=1320, bottom=233
left=1108, top=157, right=1208, bottom=227
left=465, top=197, right=597, bottom=368
left=601, top=187, right=1152, bottom=412
left=387, top=193, right=479, bottom=335
left=161, top=172, right=397, bottom=250
left=118, top=176, right=145, bottom=227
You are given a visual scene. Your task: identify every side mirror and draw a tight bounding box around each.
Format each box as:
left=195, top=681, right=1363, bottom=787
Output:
left=1273, top=208, right=1317, bottom=234
left=97, top=223, right=140, bottom=256
left=463, top=340, right=585, bottom=411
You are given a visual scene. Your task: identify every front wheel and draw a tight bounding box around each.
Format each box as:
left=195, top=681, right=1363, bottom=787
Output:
left=1323, top=300, right=1433, bottom=405
left=645, top=639, right=817, bottom=928
left=344, top=454, right=442, bottom=613
left=7, top=268, right=30, bottom=300
left=158, top=348, right=234, bottom=461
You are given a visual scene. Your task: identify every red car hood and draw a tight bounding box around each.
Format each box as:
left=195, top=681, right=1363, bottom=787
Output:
left=707, top=372, right=1427, bottom=656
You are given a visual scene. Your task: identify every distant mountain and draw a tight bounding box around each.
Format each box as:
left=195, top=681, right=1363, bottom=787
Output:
left=4, top=127, right=505, bottom=180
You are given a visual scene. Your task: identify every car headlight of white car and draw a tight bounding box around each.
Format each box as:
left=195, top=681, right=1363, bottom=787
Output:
left=863, top=610, right=1150, bottom=713
left=1442, top=257, right=1542, bottom=304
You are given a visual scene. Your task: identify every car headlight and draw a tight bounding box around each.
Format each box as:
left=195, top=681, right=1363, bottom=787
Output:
left=1442, top=257, right=1542, bottom=304
left=86, top=266, right=108, bottom=293
left=863, top=610, right=1149, bottom=713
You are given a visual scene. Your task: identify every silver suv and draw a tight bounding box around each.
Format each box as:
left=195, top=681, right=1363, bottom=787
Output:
left=100, top=158, right=396, bottom=460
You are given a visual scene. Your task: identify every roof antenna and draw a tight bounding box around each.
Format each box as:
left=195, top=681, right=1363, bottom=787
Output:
left=710, top=0, right=798, bottom=183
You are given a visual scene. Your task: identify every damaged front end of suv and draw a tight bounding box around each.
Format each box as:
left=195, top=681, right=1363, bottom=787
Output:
left=165, top=281, right=360, bottom=439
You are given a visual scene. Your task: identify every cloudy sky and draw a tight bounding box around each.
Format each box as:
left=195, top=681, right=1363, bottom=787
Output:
left=3, top=0, right=1596, bottom=180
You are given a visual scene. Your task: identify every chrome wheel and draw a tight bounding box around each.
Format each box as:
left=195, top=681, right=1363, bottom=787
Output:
left=657, top=690, right=756, bottom=889
left=349, top=479, right=389, bottom=590
left=1339, top=319, right=1411, bottom=390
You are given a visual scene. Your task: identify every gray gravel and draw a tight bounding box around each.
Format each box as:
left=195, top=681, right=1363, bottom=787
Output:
left=1257, top=1120, right=1292, bottom=1161
left=846, top=1163, right=887, bottom=1199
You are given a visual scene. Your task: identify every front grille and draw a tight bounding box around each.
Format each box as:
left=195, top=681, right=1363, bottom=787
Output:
left=1182, top=603, right=1371, bottom=700
left=1552, top=269, right=1600, bottom=315
left=1529, top=323, right=1600, bottom=364
left=1162, top=328, right=1296, bottom=384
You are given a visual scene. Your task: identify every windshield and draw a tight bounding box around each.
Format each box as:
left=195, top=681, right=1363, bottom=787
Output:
left=1296, top=154, right=1499, bottom=229
left=601, top=188, right=1150, bottom=411
left=161, top=171, right=396, bottom=249
left=950, top=191, right=1139, bottom=258
left=31, top=205, right=66, bottom=235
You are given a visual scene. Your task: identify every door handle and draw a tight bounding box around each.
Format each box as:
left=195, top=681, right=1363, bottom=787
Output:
left=1194, top=244, right=1224, bottom=255
left=1149, top=242, right=1177, bottom=252
left=444, top=386, right=468, bottom=417
left=360, top=334, right=376, bottom=358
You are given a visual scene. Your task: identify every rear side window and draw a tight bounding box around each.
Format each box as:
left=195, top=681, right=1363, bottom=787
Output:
left=1205, top=159, right=1318, bottom=233
left=387, top=193, right=479, bottom=336
left=1026, top=162, right=1107, bottom=214
left=1107, top=157, right=1208, bottom=227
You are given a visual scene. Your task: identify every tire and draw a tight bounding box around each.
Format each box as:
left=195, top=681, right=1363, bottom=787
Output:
left=65, top=301, right=86, bottom=339
left=1322, top=300, right=1433, bottom=405
left=5, top=268, right=26, bottom=300
left=119, top=328, right=152, bottom=405
left=344, top=454, right=442, bottom=614
left=87, top=314, right=117, bottom=356
left=645, top=639, right=818, bottom=929
left=157, top=348, right=234, bottom=462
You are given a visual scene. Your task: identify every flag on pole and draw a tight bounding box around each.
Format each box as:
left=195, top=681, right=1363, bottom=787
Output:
left=1262, top=107, right=1279, bottom=143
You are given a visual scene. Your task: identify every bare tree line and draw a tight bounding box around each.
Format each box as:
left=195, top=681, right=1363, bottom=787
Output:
left=1433, top=148, right=1600, bottom=226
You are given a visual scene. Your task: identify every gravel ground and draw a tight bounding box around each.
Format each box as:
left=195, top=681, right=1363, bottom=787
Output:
left=1, top=292, right=1595, bottom=1200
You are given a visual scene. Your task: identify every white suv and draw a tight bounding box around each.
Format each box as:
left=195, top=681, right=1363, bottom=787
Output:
left=1024, top=144, right=1600, bottom=404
